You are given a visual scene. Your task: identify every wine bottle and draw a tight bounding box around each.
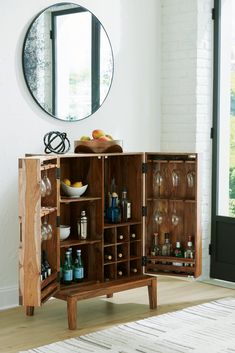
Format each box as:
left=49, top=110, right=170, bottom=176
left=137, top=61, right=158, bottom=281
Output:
left=104, top=254, right=113, bottom=261
left=117, top=234, right=124, bottom=241
left=117, top=252, right=123, bottom=259
left=117, top=270, right=123, bottom=276
left=131, top=267, right=138, bottom=273
left=130, top=233, right=136, bottom=239
left=120, top=189, right=131, bottom=222
left=42, top=250, right=51, bottom=277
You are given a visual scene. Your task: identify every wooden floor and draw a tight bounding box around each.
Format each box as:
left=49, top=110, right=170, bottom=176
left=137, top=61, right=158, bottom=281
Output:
left=0, top=276, right=234, bottom=353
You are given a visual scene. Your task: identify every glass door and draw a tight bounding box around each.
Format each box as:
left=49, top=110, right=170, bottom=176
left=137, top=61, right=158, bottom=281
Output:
left=211, top=0, right=235, bottom=282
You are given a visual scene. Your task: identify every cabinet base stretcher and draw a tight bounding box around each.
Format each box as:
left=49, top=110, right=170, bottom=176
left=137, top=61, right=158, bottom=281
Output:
left=53, top=275, right=157, bottom=330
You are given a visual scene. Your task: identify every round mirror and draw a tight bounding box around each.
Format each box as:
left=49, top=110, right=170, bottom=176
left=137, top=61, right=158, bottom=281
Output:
left=22, top=3, right=114, bottom=121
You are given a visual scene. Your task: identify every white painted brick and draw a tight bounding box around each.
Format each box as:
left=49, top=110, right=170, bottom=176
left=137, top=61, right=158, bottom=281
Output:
left=161, top=0, right=213, bottom=279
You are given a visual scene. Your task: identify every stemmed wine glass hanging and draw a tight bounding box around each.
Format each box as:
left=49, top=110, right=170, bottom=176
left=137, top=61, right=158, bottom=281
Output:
left=41, top=216, right=53, bottom=241
left=40, top=169, right=52, bottom=197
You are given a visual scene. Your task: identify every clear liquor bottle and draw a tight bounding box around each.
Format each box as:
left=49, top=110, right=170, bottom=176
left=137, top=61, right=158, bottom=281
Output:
left=184, top=235, right=194, bottom=267
left=120, top=189, right=131, bottom=222
left=161, top=233, right=172, bottom=256
left=151, top=232, right=161, bottom=256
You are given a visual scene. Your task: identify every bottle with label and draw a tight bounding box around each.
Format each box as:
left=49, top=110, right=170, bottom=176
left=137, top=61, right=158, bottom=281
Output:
left=62, top=250, right=73, bottom=284
left=151, top=232, right=161, bottom=256
left=172, top=241, right=184, bottom=267
left=73, top=249, right=84, bottom=282
left=77, top=210, right=88, bottom=239
left=41, top=262, right=47, bottom=281
left=120, top=189, right=131, bottom=222
left=184, top=235, right=194, bottom=266
left=106, top=192, right=121, bottom=223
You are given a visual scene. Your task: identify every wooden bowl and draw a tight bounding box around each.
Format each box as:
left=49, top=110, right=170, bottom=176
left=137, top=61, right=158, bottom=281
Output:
left=74, top=140, right=123, bottom=153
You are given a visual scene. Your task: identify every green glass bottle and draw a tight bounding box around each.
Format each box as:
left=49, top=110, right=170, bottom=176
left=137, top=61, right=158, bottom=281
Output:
left=73, top=249, right=84, bottom=282
left=62, top=251, right=73, bottom=284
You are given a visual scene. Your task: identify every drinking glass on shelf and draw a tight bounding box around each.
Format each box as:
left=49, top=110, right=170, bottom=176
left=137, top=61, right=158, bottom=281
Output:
left=41, top=217, right=53, bottom=241
left=42, top=171, right=52, bottom=196
left=41, top=221, right=48, bottom=241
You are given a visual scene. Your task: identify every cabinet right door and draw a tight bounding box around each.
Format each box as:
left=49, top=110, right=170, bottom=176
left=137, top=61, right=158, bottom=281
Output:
left=144, top=152, right=202, bottom=278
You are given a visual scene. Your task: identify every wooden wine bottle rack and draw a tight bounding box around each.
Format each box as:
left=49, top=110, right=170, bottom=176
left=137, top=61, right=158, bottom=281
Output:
left=18, top=152, right=201, bottom=329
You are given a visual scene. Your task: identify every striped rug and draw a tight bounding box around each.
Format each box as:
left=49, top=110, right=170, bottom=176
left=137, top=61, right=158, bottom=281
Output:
left=19, top=297, right=235, bottom=353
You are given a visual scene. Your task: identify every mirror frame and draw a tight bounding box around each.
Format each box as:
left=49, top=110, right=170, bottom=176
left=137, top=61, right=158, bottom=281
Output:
left=22, top=2, right=114, bottom=122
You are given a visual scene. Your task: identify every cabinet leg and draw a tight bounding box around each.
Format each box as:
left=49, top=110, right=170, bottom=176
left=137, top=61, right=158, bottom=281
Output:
left=107, top=293, right=113, bottom=298
left=67, top=298, right=77, bottom=330
left=148, top=278, right=157, bottom=309
left=26, top=306, right=34, bottom=316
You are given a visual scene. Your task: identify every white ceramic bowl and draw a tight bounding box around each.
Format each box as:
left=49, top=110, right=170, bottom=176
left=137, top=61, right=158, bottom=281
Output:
left=61, top=182, right=88, bottom=198
left=60, top=225, right=71, bottom=241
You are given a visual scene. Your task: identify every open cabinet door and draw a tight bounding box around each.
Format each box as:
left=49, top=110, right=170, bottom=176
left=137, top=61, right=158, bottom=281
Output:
left=143, top=152, right=202, bottom=278
left=19, top=157, right=60, bottom=308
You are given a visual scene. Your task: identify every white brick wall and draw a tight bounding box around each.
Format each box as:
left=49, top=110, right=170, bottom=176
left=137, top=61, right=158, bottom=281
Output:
left=161, top=0, right=213, bottom=279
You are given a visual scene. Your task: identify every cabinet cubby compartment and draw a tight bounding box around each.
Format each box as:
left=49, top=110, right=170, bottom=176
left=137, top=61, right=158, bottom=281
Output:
left=130, top=259, right=141, bottom=276
left=60, top=156, right=103, bottom=198
left=117, top=226, right=129, bottom=242
left=104, top=263, right=116, bottom=282
left=117, top=243, right=129, bottom=261
left=60, top=200, right=102, bottom=242
left=130, top=224, right=141, bottom=241
left=117, top=261, right=129, bottom=278
left=130, top=241, right=141, bottom=259
left=104, top=228, right=116, bottom=245
left=104, top=245, right=116, bottom=263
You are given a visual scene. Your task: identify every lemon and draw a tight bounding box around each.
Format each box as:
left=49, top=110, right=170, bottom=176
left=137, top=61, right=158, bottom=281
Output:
left=72, top=181, right=83, bottom=188
left=63, top=178, right=71, bottom=186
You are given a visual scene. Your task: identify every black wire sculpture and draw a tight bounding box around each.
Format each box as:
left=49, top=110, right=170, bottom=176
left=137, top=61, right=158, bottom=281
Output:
left=44, top=131, right=70, bottom=154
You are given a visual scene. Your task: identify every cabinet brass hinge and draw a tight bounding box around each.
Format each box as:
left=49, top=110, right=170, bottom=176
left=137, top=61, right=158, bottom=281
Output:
left=142, top=206, right=147, bottom=217
left=141, top=256, right=147, bottom=266
left=142, top=163, right=148, bottom=174
left=56, top=216, right=60, bottom=227
left=209, top=243, right=212, bottom=255
left=56, top=167, right=61, bottom=179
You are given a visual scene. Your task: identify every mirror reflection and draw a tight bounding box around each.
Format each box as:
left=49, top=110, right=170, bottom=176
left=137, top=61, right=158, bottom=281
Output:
left=23, top=3, right=114, bottom=121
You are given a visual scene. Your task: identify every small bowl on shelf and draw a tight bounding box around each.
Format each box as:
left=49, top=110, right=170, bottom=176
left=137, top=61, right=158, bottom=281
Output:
left=60, top=225, right=71, bottom=241
left=61, top=182, right=88, bottom=198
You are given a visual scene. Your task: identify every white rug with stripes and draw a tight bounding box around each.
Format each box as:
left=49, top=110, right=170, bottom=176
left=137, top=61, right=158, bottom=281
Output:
left=19, top=296, right=235, bottom=353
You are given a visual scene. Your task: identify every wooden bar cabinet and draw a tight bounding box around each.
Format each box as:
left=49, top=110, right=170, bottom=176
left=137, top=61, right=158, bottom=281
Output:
left=18, top=152, right=201, bottom=329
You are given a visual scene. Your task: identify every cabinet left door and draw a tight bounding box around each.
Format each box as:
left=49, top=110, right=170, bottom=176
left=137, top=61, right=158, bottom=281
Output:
left=19, top=157, right=60, bottom=307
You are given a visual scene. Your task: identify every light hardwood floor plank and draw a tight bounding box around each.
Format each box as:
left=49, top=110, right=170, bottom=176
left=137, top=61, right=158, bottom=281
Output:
left=0, top=276, right=234, bottom=353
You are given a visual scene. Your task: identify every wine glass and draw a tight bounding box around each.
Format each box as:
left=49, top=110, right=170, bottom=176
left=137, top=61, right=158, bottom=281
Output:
left=172, top=170, right=180, bottom=187
left=155, top=171, right=163, bottom=187
left=41, top=221, right=48, bottom=241
left=187, top=171, right=195, bottom=188
left=154, top=209, right=163, bottom=224
left=42, top=171, right=52, bottom=196
left=171, top=203, right=179, bottom=226
left=40, top=179, right=46, bottom=198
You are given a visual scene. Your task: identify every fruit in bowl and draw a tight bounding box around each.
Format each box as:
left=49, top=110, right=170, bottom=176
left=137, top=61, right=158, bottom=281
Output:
left=74, top=129, right=123, bottom=153
left=60, top=225, right=71, bottom=241
left=61, top=179, right=88, bottom=197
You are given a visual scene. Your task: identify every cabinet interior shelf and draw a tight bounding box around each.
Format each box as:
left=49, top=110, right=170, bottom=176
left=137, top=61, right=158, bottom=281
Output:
left=104, top=221, right=141, bottom=229
left=147, top=198, right=196, bottom=203
left=40, top=163, right=57, bottom=171
left=41, top=272, right=58, bottom=290
left=60, top=239, right=101, bottom=248
left=60, top=196, right=101, bottom=203
left=149, top=256, right=195, bottom=264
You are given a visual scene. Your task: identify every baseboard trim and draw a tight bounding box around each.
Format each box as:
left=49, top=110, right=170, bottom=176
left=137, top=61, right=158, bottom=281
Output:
left=201, top=278, right=235, bottom=289
left=0, top=285, right=19, bottom=310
